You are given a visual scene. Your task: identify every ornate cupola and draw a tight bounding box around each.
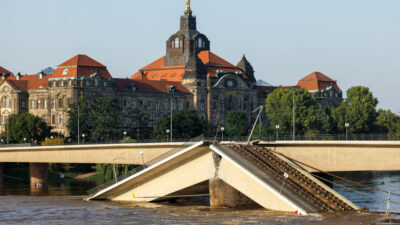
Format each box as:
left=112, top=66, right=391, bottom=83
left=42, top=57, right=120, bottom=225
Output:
left=237, top=55, right=256, bottom=82
left=165, top=0, right=210, bottom=67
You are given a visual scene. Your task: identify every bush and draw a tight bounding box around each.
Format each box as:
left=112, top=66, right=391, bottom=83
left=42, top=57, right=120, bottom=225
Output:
left=42, top=137, right=64, bottom=146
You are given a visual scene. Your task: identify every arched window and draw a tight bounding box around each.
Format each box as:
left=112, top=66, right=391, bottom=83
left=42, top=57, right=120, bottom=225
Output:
left=4, top=96, right=9, bottom=108
left=37, top=100, right=41, bottom=109
left=197, top=38, right=204, bottom=48
left=174, top=37, right=180, bottom=48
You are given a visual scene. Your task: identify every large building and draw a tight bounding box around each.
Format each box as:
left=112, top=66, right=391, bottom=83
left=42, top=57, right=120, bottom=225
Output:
left=0, top=1, right=342, bottom=137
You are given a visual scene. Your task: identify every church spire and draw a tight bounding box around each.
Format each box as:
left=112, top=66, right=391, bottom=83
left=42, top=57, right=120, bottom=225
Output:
left=185, top=0, right=192, bottom=15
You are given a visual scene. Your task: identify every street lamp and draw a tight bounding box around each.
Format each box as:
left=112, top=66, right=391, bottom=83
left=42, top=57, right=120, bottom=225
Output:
left=221, top=127, right=225, bottom=142
left=82, top=134, right=85, bottom=144
left=23, top=137, right=26, bottom=143
left=140, top=151, right=146, bottom=169
left=345, top=123, right=350, bottom=141
left=275, top=125, right=280, bottom=140
left=166, top=129, right=170, bottom=142
left=123, top=131, right=127, bottom=140
left=50, top=136, right=54, bottom=140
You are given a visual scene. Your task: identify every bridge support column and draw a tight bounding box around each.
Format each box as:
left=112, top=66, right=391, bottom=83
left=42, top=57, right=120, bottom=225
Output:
left=209, top=178, right=256, bottom=208
left=0, top=163, right=3, bottom=188
left=29, top=163, right=48, bottom=189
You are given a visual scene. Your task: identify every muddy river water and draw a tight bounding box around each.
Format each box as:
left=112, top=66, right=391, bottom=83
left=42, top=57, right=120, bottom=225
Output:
left=1, top=171, right=400, bottom=224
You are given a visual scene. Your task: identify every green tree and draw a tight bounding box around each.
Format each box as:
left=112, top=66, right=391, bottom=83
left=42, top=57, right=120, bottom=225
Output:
left=129, top=108, right=152, bottom=140
left=91, top=97, right=121, bottom=141
left=154, top=111, right=208, bottom=139
left=67, top=97, right=91, bottom=142
left=224, top=110, right=248, bottom=137
left=265, top=88, right=320, bottom=135
left=4, top=113, right=51, bottom=143
left=375, top=109, right=399, bottom=134
left=333, top=86, right=378, bottom=133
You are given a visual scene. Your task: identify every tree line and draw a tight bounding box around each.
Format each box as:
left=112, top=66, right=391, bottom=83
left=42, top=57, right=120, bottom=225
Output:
left=1, top=86, right=399, bottom=144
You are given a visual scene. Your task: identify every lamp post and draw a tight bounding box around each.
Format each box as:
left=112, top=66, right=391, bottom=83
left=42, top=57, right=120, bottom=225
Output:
left=166, top=129, right=170, bottom=142
left=23, top=137, right=26, bottom=143
left=292, top=89, right=296, bottom=141
left=140, top=151, right=146, bottom=169
left=275, top=125, right=280, bottom=140
left=123, top=131, right=127, bottom=140
left=82, top=134, right=85, bottom=144
left=50, top=136, right=53, bottom=140
left=1, top=139, right=3, bottom=145
left=221, top=127, right=225, bottom=142
left=170, top=98, right=173, bottom=143
left=345, top=123, right=350, bottom=141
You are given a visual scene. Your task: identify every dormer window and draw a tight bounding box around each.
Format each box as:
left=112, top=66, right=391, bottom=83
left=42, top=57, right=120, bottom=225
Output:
left=62, top=69, right=69, bottom=75
left=197, top=37, right=205, bottom=48
left=172, top=37, right=182, bottom=48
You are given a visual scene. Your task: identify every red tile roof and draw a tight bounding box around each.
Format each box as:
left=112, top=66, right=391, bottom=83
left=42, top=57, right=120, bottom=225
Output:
left=0, top=66, right=12, bottom=74
left=297, top=72, right=341, bottom=91
left=51, top=55, right=112, bottom=79
left=7, top=74, right=50, bottom=90
left=58, top=54, right=106, bottom=68
left=130, top=50, right=245, bottom=82
left=115, top=78, right=190, bottom=94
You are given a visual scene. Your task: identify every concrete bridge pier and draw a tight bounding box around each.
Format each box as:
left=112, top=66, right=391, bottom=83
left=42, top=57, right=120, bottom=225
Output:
left=209, top=178, right=256, bottom=208
left=29, top=163, right=48, bottom=190
left=0, top=163, right=4, bottom=188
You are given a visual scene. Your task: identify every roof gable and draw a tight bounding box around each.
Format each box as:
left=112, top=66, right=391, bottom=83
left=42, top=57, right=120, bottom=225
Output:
left=0, top=66, right=12, bottom=74
left=58, top=54, right=106, bottom=68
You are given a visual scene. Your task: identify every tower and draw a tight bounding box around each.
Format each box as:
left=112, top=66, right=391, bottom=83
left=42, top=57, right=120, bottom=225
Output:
left=165, top=0, right=210, bottom=67
left=237, top=55, right=256, bottom=83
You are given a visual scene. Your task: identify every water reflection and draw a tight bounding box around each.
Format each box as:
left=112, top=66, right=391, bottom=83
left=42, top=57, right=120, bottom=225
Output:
left=0, top=171, right=400, bottom=224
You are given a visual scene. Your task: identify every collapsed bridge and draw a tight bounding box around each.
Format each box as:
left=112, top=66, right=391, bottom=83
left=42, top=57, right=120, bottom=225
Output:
left=87, top=141, right=358, bottom=214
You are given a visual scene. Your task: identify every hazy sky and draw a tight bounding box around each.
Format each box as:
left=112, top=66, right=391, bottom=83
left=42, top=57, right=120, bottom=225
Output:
left=1, top=0, right=399, bottom=113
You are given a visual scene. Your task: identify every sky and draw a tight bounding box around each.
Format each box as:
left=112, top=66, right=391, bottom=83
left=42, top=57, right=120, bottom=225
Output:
left=1, top=0, right=399, bottom=113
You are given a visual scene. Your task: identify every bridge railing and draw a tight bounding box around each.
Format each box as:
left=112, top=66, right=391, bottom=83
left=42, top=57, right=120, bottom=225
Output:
left=86, top=142, right=193, bottom=196
left=220, top=133, right=400, bottom=142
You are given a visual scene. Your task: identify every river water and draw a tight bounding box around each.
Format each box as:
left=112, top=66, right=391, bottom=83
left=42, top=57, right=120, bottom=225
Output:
left=1, top=171, right=400, bottom=224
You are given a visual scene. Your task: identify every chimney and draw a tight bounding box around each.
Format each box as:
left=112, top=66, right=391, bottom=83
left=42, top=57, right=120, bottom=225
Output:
left=40, top=71, right=45, bottom=79
left=16, top=72, right=22, bottom=80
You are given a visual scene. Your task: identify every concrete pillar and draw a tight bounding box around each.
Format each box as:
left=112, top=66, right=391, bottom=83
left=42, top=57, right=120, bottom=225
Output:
left=29, top=163, right=48, bottom=189
left=0, top=163, right=3, bottom=188
left=209, top=178, right=256, bottom=208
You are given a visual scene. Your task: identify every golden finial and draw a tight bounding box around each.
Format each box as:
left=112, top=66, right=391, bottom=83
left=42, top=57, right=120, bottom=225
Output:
left=185, top=0, right=192, bottom=15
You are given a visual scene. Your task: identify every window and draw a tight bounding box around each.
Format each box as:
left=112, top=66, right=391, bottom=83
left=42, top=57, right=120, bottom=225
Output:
left=132, top=101, right=137, bottom=109
left=123, top=100, right=127, bottom=108
left=58, top=114, right=63, bottom=124
left=51, top=114, right=55, bottom=124
left=197, top=37, right=204, bottom=48
left=60, top=81, right=64, bottom=86
left=31, top=100, right=35, bottom=109
left=21, top=100, right=26, bottom=109
left=4, top=96, right=9, bottom=108
left=43, top=115, right=47, bottom=123
left=37, top=100, right=41, bottom=109
left=94, top=79, right=98, bottom=86
left=52, top=99, right=56, bottom=108
left=68, top=80, right=72, bottom=86
left=155, top=101, right=159, bottom=110
left=178, top=102, right=183, bottom=111
left=59, top=98, right=63, bottom=108
left=62, top=69, right=69, bottom=75
left=53, top=81, right=56, bottom=87
left=85, top=80, right=89, bottom=86
left=103, top=81, right=107, bottom=87
left=44, top=100, right=47, bottom=109
left=174, top=37, right=180, bottom=48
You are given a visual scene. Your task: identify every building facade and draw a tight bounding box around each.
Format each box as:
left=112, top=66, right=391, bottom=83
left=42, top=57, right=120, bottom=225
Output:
left=0, top=1, right=343, bottom=138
